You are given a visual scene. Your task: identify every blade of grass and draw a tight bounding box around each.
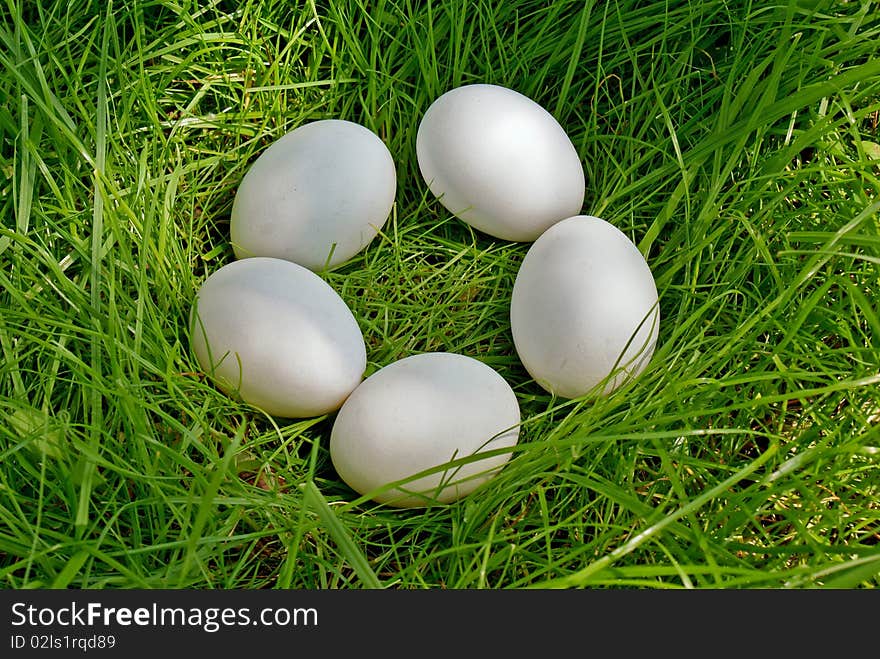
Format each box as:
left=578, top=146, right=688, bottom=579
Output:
left=302, top=480, right=383, bottom=589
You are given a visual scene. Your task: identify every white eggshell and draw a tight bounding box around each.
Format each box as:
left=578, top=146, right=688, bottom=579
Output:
left=190, top=257, right=366, bottom=418
left=510, top=216, right=660, bottom=399
left=329, top=352, right=520, bottom=508
left=416, top=84, right=585, bottom=242
left=231, top=119, right=396, bottom=271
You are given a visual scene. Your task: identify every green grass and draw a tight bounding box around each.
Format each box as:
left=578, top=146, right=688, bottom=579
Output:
left=1, top=0, right=879, bottom=589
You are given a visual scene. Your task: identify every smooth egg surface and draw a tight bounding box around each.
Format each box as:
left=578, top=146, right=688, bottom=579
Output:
left=416, top=84, right=585, bottom=242
left=231, top=119, right=396, bottom=271
left=329, top=352, right=521, bottom=508
left=190, top=257, right=366, bottom=418
left=510, top=215, right=660, bottom=399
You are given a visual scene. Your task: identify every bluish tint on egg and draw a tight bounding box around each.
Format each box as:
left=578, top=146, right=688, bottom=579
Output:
left=231, top=119, right=396, bottom=271
left=510, top=215, right=660, bottom=399
left=190, top=257, right=366, bottom=418
left=329, top=352, right=521, bottom=508
left=416, top=84, right=585, bottom=242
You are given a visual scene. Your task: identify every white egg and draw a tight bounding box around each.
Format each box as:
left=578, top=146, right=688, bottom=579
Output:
left=329, top=352, right=520, bottom=508
left=231, top=119, right=396, bottom=271
left=190, top=257, right=366, bottom=418
left=416, top=83, right=585, bottom=242
left=510, top=215, right=660, bottom=399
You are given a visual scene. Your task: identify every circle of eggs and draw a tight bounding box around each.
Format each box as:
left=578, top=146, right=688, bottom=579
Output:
left=416, top=83, right=585, bottom=242
left=329, top=352, right=521, bottom=508
left=190, top=257, right=366, bottom=418
left=231, top=119, right=396, bottom=271
left=510, top=215, right=660, bottom=399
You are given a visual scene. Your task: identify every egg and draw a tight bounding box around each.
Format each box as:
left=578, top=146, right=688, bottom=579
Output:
left=231, top=119, right=396, bottom=271
left=329, top=352, right=521, bottom=508
left=416, top=83, right=585, bottom=242
left=510, top=215, right=660, bottom=399
left=190, top=257, right=366, bottom=418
